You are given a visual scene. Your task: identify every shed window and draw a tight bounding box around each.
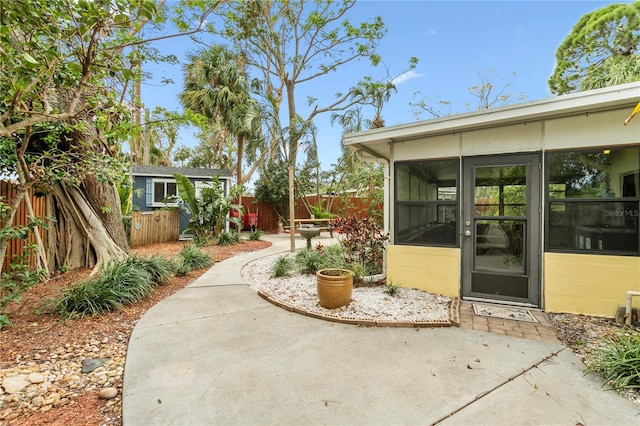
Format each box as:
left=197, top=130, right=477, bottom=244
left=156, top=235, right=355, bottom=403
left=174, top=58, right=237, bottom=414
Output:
left=546, top=146, right=640, bottom=254
left=151, top=179, right=178, bottom=207
left=395, top=160, right=458, bottom=246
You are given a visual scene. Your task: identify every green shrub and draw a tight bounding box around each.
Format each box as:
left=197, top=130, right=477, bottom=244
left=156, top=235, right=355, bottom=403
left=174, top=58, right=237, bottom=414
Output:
left=129, top=255, right=175, bottom=285
left=192, top=234, right=211, bottom=247
left=322, top=244, right=346, bottom=269
left=217, top=231, right=239, bottom=246
left=586, top=332, right=640, bottom=390
left=178, top=244, right=213, bottom=271
left=271, top=255, right=293, bottom=278
left=249, top=230, right=262, bottom=241
left=1, top=199, right=49, bottom=329
left=54, top=278, right=124, bottom=318
left=295, top=249, right=325, bottom=275
left=175, top=262, right=191, bottom=277
left=1, top=243, right=45, bottom=329
left=54, top=256, right=156, bottom=318
left=385, top=280, right=402, bottom=296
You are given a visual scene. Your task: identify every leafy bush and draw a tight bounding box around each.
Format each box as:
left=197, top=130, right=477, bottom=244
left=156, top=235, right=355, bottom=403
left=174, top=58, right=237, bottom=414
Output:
left=54, top=257, right=156, bottom=318
left=217, top=231, right=239, bottom=246
left=271, top=255, right=293, bottom=278
left=1, top=199, right=49, bottom=329
left=192, top=234, right=212, bottom=247
left=328, top=216, right=389, bottom=275
left=53, top=254, right=178, bottom=318
left=173, top=173, right=244, bottom=239
left=175, top=262, right=191, bottom=277
left=129, top=254, right=175, bottom=285
left=320, top=244, right=346, bottom=269
left=249, top=230, right=262, bottom=241
left=295, top=248, right=326, bottom=274
left=54, top=278, right=124, bottom=318
left=586, top=332, right=640, bottom=390
left=177, top=244, right=213, bottom=272
left=1, top=243, right=46, bottom=329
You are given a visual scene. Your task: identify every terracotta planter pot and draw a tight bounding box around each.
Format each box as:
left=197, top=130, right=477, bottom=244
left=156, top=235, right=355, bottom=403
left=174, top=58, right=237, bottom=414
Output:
left=316, top=268, right=353, bottom=309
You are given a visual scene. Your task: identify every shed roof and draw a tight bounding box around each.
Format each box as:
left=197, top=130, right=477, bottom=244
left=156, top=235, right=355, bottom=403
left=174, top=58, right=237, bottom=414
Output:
left=342, top=82, right=640, bottom=160
left=131, top=165, right=232, bottom=179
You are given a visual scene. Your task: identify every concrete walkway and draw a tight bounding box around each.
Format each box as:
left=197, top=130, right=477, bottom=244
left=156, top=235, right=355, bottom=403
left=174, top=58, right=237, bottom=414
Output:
left=123, top=234, right=640, bottom=425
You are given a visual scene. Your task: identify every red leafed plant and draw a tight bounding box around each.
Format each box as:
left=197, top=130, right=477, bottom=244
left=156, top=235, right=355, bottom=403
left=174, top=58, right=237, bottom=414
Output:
left=328, top=216, right=389, bottom=276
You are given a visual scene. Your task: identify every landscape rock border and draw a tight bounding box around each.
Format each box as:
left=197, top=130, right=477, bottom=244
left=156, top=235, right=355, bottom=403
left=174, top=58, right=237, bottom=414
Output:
left=257, top=290, right=460, bottom=328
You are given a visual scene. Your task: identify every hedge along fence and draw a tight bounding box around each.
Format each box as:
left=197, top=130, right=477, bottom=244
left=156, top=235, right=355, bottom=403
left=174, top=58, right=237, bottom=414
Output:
left=129, top=210, right=180, bottom=248
left=234, top=195, right=383, bottom=233
left=1, top=181, right=48, bottom=273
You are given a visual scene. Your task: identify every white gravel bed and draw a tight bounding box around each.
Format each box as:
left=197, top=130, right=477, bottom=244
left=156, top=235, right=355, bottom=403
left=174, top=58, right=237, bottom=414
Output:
left=242, top=253, right=451, bottom=323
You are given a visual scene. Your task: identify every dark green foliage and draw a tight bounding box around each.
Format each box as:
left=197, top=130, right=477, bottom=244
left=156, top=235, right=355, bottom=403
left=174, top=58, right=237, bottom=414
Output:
left=175, top=262, right=191, bottom=277
left=54, top=278, right=125, bottom=318
left=295, top=249, right=326, bottom=275
left=271, top=255, right=293, bottom=278
left=1, top=200, right=49, bottom=329
left=217, top=231, right=239, bottom=246
left=55, top=257, right=149, bottom=318
left=548, top=2, right=640, bottom=95
left=254, top=159, right=290, bottom=221
left=249, top=230, right=262, bottom=241
left=52, top=254, right=177, bottom=318
left=586, top=332, right=640, bottom=390
left=192, top=234, right=212, bottom=247
left=1, top=243, right=46, bottom=329
left=178, top=244, right=213, bottom=271
left=129, top=254, right=175, bottom=285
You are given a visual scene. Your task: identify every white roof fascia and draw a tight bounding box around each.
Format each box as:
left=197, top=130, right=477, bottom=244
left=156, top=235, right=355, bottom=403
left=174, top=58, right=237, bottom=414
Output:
left=342, top=82, right=640, bottom=157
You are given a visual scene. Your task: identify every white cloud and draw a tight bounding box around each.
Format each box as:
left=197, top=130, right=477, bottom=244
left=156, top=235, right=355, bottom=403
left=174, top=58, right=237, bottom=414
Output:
left=392, top=70, right=424, bottom=85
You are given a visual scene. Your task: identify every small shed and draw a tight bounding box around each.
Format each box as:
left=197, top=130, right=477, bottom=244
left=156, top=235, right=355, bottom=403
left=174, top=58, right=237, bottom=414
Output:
left=130, top=165, right=233, bottom=236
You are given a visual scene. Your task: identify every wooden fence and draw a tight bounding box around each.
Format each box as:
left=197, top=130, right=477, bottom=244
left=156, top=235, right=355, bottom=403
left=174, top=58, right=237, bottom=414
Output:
left=129, top=210, right=181, bottom=248
left=2, top=180, right=383, bottom=267
left=235, top=194, right=383, bottom=233
left=1, top=181, right=47, bottom=273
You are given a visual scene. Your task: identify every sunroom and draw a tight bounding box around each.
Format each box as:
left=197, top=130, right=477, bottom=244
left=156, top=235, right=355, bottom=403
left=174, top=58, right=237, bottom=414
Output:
left=342, top=82, right=640, bottom=318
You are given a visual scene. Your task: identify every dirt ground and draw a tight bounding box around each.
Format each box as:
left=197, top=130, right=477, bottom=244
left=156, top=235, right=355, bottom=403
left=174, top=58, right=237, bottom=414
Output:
left=0, top=239, right=271, bottom=426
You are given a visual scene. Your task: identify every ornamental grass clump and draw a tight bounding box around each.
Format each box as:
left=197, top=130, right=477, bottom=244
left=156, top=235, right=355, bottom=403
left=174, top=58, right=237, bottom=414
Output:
left=295, top=248, right=325, bottom=274
left=54, top=254, right=177, bottom=318
left=586, top=332, right=640, bottom=391
left=175, top=244, right=213, bottom=276
left=217, top=230, right=239, bottom=246
left=129, top=254, right=176, bottom=284
left=271, top=255, right=293, bottom=278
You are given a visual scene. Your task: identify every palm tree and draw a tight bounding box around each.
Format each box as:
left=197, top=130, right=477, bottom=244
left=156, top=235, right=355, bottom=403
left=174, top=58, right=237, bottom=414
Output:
left=179, top=45, right=262, bottom=187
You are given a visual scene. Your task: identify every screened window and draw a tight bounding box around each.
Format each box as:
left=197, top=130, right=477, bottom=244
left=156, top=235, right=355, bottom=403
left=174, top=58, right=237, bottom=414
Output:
left=395, top=160, right=458, bottom=246
left=546, top=146, right=640, bottom=254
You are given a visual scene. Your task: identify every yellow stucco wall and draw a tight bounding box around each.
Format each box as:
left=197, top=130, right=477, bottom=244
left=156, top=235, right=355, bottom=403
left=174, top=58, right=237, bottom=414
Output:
left=387, top=245, right=460, bottom=297
left=544, top=252, right=640, bottom=318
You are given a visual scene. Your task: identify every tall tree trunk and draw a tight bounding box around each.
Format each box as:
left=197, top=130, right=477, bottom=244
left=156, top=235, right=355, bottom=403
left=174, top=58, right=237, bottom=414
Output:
left=49, top=181, right=127, bottom=274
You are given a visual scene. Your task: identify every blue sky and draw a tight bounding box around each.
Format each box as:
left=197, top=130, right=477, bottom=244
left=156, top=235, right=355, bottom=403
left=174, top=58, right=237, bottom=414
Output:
left=142, top=0, right=623, bottom=176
